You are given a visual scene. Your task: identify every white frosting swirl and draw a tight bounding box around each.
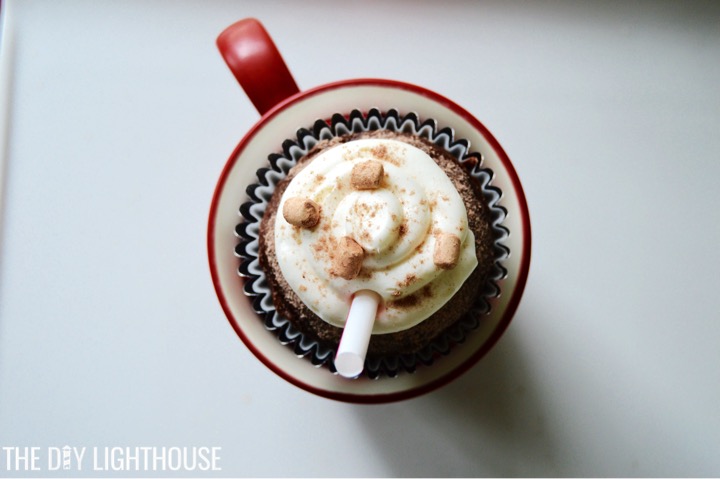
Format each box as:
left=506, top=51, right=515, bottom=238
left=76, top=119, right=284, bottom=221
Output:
left=274, top=139, right=478, bottom=334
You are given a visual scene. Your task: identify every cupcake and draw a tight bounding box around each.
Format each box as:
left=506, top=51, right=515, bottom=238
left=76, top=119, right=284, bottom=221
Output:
left=236, top=109, right=508, bottom=378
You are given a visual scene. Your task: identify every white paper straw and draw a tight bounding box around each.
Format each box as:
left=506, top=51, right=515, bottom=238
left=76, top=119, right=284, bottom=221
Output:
left=334, top=290, right=381, bottom=378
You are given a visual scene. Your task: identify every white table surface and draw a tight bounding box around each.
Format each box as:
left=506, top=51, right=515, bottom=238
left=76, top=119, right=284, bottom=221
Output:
left=1, top=1, right=719, bottom=477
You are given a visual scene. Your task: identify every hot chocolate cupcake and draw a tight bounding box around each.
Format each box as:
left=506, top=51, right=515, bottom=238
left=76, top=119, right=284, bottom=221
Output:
left=236, top=109, right=508, bottom=378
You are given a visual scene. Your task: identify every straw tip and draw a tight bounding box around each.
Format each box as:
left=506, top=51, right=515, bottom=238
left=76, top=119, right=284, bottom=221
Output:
left=334, top=352, right=364, bottom=378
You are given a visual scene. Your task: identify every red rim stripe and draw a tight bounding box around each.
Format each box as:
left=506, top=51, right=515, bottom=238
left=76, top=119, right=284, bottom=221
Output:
left=207, top=78, right=531, bottom=403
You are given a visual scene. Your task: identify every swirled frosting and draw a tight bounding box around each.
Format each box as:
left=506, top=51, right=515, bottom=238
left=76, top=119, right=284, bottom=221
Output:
left=274, top=139, right=478, bottom=334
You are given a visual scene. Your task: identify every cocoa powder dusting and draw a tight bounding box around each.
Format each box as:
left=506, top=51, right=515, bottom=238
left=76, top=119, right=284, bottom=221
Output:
left=398, top=273, right=417, bottom=289
left=255, top=128, right=497, bottom=358
left=371, top=144, right=388, bottom=160
left=397, top=222, right=408, bottom=238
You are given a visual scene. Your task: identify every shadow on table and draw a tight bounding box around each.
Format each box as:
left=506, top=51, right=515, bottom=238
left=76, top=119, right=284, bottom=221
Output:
left=351, top=324, right=560, bottom=477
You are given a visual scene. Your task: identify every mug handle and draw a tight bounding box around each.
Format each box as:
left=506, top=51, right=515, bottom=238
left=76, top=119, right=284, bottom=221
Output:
left=217, top=18, right=300, bottom=116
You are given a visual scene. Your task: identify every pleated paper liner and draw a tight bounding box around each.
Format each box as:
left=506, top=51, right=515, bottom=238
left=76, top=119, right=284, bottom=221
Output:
left=235, top=109, right=509, bottom=379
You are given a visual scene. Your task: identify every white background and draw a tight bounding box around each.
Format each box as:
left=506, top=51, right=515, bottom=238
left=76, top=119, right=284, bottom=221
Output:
left=1, top=0, right=719, bottom=477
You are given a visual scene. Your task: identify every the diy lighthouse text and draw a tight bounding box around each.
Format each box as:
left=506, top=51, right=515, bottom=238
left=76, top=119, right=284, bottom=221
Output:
left=1, top=446, right=222, bottom=472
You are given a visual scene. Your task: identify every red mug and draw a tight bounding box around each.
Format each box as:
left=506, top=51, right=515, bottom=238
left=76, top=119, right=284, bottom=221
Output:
left=208, top=18, right=531, bottom=403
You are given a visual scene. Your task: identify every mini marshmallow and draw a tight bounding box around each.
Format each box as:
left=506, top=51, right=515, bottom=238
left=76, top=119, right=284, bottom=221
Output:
left=433, top=233, right=461, bottom=269
left=351, top=160, right=384, bottom=190
left=283, top=197, right=321, bottom=228
left=331, top=236, right=365, bottom=280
